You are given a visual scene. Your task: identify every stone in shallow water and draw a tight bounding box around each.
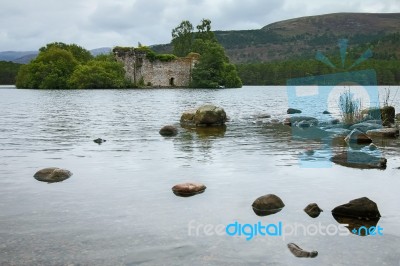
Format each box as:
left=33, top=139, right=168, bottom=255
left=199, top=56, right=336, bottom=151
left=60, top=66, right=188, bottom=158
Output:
left=194, top=104, right=227, bottom=126
left=331, top=197, right=381, bottom=220
left=344, top=129, right=372, bottom=145
left=304, top=203, right=323, bottom=218
left=251, top=194, right=285, bottom=216
left=366, top=128, right=399, bottom=138
left=159, top=125, right=178, bottom=136
left=287, top=243, right=318, bottom=258
left=172, top=182, right=206, bottom=197
left=330, top=151, right=387, bottom=169
left=287, top=108, right=302, bottom=114
left=93, top=138, right=106, bottom=144
left=34, top=167, right=72, bottom=183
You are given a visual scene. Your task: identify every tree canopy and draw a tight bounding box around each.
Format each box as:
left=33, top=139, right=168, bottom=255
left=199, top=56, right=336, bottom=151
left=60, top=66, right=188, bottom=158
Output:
left=16, top=42, right=131, bottom=89
left=171, top=19, right=242, bottom=88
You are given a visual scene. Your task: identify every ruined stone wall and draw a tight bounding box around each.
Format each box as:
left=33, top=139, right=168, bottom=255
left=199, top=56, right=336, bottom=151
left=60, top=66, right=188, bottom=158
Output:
left=115, top=51, right=195, bottom=87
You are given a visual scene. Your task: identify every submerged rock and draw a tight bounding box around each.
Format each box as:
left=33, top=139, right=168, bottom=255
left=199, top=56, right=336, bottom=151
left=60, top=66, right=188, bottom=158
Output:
left=159, top=125, right=178, bottom=136
left=344, top=129, right=372, bottom=145
left=34, top=167, right=72, bottom=183
left=252, top=194, right=285, bottom=216
left=368, top=143, right=378, bottom=151
left=287, top=243, right=318, bottom=258
left=304, top=203, right=323, bottom=218
left=349, top=122, right=382, bottom=133
left=361, top=106, right=395, bottom=125
left=287, top=108, right=302, bottom=114
left=323, top=110, right=331, bottom=114
left=330, top=151, right=387, bottom=169
left=93, top=138, right=106, bottom=144
left=332, top=197, right=381, bottom=220
left=366, top=128, right=399, bottom=138
left=172, top=182, right=206, bottom=197
left=283, top=116, right=318, bottom=126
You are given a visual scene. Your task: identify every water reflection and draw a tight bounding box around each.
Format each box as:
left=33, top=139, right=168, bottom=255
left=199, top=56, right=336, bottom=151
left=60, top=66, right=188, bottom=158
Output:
left=332, top=214, right=380, bottom=236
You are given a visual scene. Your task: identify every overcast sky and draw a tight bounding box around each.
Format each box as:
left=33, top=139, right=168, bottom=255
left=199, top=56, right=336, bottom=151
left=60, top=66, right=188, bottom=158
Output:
left=0, top=0, right=399, bottom=51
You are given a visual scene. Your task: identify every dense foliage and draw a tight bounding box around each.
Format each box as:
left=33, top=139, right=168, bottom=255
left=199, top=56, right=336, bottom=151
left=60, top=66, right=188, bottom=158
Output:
left=0, top=61, right=21, bottom=84
left=16, top=42, right=131, bottom=89
left=172, top=19, right=242, bottom=88
left=236, top=57, right=400, bottom=85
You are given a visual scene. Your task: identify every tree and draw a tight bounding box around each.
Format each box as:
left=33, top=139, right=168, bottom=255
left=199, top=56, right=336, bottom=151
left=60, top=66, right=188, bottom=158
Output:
left=39, top=42, right=93, bottom=63
left=195, top=19, right=216, bottom=42
left=16, top=47, right=78, bottom=89
left=171, top=20, right=194, bottom=57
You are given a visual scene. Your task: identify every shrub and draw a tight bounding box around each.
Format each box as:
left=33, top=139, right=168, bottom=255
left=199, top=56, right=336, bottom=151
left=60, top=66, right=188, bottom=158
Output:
left=338, top=89, right=363, bottom=125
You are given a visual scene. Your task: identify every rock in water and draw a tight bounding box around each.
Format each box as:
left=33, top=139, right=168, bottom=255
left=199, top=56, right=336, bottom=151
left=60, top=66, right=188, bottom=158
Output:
left=287, top=243, right=318, bottom=258
left=304, top=203, right=323, bottom=218
left=331, top=197, right=381, bottom=220
left=366, top=128, right=399, bottom=138
left=34, top=167, right=72, bottom=183
left=172, top=182, right=206, bottom=197
left=252, top=194, right=285, bottom=216
left=180, top=109, right=197, bottom=127
left=194, top=104, right=227, bottom=126
left=330, top=151, right=387, bottom=169
left=159, top=125, right=178, bottom=136
left=287, top=108, right=302, bottom=114
left=323, top=110, right=331, bottom=114
left=93, top=138, right=106, bottom=144
left=344, top=129, right=372, bottom=145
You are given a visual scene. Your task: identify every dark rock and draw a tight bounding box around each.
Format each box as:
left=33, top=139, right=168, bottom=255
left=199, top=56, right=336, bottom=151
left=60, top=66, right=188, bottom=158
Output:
left=297, top=120, right=311, bottom=128
left=349, top=122, right=381, bottom=133
left=304, top=203, right=323, bottom=218
left=287, top=108, right=302, bottom=114
left=330, top=119, right=340, bottom=125
left=252, top=194, right=285, bottom=216
left=34, top=167, right=72, bottom=183
left=366, top=128, right=399, bottom=138
left=330, top=151, right=387, bottom=169
left=172, top=182, right=206, bottom=197
left=332, top=214, right=380, bottom=236
left=323, top=110, right=331, bottom=114
left=93, top=138, right=106, bottom=144
left=344, top=129, right=372, bottom=145
left=159, top=125, right=178, bottom=136
left=361, top=106, right=395, bottom=126
left=332, top=197, right=381, bottom=220
left=283, top=116, right=318, bottom=126
left=287, top=243, right=318, bottom=258
left=194, top=104, right=227, bottom=126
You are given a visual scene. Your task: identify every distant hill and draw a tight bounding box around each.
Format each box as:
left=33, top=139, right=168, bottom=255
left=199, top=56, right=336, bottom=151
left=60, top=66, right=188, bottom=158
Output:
left=152, top=12, right=400, bottom=63
left=0, top=48, right=112, bottom=64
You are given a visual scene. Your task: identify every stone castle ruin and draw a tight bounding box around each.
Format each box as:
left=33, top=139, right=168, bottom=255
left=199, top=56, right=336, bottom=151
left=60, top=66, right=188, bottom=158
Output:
left=114, top=48, right=198, bottom=87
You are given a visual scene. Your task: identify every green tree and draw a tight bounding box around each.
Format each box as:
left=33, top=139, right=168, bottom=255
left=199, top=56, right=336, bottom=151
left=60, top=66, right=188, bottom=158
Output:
left=171, top=20, right=194, bottom=57
left=39, top=42, right=93, bottom=63
left=16, top=47, right=78, bottom=89
left=68, top=60, right=127, bottom=89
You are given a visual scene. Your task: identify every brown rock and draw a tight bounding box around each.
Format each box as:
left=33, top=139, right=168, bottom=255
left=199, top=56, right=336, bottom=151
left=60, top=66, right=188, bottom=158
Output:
left=252, top=194, right=285, bottom=216
left=366, top=128, right=399, bottom=138
left=172, top=182, right=206, bottom=197
left=159, top=125, right=178, bottom=136
left=34, top=167, right=72, bottom=183
left=344, top=129, right=372, bottom=145
left=331, top=197, right=381, bottom=220
left=304, top=203, right=323, bottom=218
left=330, top=151, right=387, bottom=169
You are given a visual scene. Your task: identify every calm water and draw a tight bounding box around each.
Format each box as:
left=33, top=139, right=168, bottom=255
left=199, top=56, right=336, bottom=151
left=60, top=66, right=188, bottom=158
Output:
left=0, top=86, right=400, bottom=266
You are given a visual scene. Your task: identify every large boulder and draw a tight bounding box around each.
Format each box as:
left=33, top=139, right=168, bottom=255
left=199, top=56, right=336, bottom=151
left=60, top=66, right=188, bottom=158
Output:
left=366, top=128, right=399, bottom=138
left=344, top=129, right=372, bottom=145
left=361, top=106, right=395, bottom=126
left=349, top=122, right=382, bottom=133
left=194, top=104, right=227, bottom=126
left=34, top=167, right=72, bottom=183
left=287, top=108, right=302, bottom=114
left=172, top=182, right=206, bottom=197
left=330, top=151, right=387, bottom=169
left=332, top=197, right=381, bottom=220
left=180, top=105, right=227, bottom=127
left=252, top=194, right=285, bottom=216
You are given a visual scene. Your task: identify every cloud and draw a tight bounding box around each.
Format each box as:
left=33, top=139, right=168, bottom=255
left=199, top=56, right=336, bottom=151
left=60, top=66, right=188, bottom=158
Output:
left=0, top=0, right=398, bottom=51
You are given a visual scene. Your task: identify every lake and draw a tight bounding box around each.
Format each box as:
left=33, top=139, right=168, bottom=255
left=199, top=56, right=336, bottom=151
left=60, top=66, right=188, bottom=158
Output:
left=0, top=85, right=399, bottom=266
